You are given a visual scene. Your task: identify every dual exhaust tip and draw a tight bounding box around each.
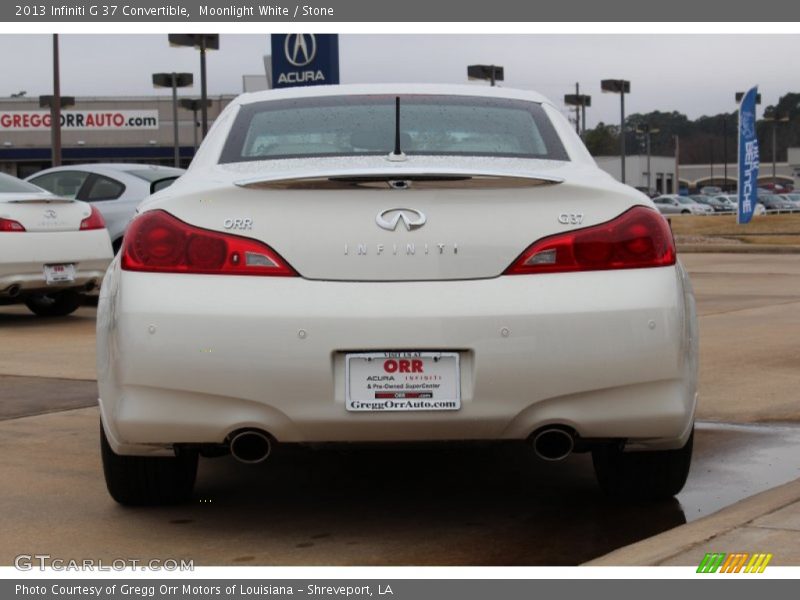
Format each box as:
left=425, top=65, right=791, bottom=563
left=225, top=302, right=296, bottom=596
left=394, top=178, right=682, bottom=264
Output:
left=229, top=426, right=575, bottom=464
left=229, top=429, right=272, bottom=464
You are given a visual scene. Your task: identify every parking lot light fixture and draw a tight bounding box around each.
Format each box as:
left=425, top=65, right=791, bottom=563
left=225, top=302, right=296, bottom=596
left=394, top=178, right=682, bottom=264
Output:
left=179, top=98, right=212, bottom=152
left=601, top=79, right=631, bottom=183
left=467, top=64, right=504, bottom=87
left=762, top=109, right=790, bottom=188
left=168, top=34, right=219, bottom=138
left=153, top=72, right=193, bottom=168
left=564, top=89, right=592, bottom=137
left=635, top=124, right=660, bottom=192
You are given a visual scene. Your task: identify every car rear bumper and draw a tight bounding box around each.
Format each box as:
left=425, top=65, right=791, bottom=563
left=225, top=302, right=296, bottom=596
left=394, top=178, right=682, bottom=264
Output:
left=98, top=262, right=698, bottom=455
left=0, top=230, right=113, bottom=298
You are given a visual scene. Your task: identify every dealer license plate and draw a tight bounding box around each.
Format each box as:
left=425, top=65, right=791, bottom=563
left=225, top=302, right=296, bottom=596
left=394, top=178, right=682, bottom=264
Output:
left=345, top=351, right=461, bottom=412
left=44, top=263, right=76, bottom=285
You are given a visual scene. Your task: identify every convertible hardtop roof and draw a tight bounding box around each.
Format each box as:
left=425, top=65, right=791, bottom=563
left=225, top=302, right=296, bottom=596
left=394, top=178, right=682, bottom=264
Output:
left=234, top=83, right=554, bottom=108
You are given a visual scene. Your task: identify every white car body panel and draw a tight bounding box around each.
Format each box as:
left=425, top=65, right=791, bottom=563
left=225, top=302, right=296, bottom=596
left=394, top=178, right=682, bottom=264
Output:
left=1, top=193, right=113, bottom=296
left=97, top=84, right=698, bottom=457
left=26, top=163, right=184, bottom=248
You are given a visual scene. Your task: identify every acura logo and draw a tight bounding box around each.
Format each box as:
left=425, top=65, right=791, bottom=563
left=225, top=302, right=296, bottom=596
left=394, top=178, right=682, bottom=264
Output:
left=284, top=34, right=317, bottom=67
left=376, top=208, right=427, bottom=231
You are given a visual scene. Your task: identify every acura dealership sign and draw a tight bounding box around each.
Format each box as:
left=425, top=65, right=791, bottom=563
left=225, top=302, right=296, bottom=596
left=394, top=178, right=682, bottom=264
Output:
left=271, top=34, right=340, bottom=88
left=0, top=110, right=159, bottom=131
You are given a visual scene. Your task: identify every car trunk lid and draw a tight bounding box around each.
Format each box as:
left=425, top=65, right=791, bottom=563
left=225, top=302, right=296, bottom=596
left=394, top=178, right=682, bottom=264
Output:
left=0, top=194, right=91, bottom=232
left=151, top=159, right=640, bottom=281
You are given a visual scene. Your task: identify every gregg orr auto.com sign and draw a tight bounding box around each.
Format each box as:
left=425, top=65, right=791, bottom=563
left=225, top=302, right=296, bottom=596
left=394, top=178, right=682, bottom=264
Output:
left=0, top=110, right=159, bottom=131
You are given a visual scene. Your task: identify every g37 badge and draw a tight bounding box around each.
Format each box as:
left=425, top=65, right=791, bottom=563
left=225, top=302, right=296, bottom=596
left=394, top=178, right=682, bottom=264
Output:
left=558, top=213, right=584, bottom=225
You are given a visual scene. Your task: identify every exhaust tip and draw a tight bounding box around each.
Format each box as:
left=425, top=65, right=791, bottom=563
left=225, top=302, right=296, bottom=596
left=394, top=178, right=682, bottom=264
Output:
left=532, top=427, right=575, bottom=461
left=229, top=429, right=272, bottom=464
left=6, top=284, right=22, bottom=298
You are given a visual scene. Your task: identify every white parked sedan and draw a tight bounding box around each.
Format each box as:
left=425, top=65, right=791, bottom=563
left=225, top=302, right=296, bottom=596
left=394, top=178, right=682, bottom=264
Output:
left=27, top=163, right=184, bottom=253
left=97, top=84, right=698, bottom=505
left=0, top=172, right=113, bottom=316
left=653, top=195, right=713, bottom=215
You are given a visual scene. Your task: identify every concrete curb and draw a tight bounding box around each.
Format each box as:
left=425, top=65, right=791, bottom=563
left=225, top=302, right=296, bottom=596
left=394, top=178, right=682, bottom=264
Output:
left=585, top=478, right=800, bottom=565
left=678, top=244, right=800, bottom=254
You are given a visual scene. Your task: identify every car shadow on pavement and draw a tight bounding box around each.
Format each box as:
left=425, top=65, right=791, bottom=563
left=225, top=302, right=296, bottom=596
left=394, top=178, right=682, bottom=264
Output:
left=127, top=443, right=687, bottom=566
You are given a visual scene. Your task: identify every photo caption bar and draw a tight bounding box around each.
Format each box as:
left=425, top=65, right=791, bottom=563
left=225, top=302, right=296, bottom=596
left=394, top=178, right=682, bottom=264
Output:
left=4, top=0, right=800, bottom=22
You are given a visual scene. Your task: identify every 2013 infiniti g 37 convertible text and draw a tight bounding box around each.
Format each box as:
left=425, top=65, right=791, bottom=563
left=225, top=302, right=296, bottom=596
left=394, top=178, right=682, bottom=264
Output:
left=97, top=84, right=698, bottom=505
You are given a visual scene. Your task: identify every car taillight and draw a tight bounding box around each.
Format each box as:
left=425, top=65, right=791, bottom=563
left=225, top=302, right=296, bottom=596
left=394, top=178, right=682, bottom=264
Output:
left=0, top=217, right=26, bottom=232
left=80, top=206, right=106, bottom=230
left=121, top=209, right=297, bottom=276
left=505, top=206, right=676, bottom=275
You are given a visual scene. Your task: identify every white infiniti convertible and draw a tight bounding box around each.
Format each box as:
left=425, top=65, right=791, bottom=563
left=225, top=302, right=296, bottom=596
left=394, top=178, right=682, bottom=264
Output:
left=0, top=172, right=112, bottom=316
left=97, top=84, right=698, bottom=505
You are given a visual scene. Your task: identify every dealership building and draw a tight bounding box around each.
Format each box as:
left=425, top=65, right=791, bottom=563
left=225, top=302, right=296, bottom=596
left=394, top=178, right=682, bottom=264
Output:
left=594, top=155, right=678, bottom=194
left=0, top=95, right=235, bottom=178
left=595, top=154, right=798, bottom=193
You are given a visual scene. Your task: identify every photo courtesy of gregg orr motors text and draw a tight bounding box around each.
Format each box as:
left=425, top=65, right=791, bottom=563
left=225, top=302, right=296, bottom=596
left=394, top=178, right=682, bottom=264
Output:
left=15, top=584, right=387, bottom=596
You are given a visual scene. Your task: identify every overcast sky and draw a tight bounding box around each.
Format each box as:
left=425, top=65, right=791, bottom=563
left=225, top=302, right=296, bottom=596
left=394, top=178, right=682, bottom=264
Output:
left=0, top=34, right=796, bottom=127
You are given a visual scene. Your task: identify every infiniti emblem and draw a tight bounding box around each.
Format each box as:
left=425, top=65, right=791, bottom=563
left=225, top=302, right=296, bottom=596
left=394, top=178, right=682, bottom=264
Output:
left=376, top=208, right=427, bottom=231
left=284, top=34, right=317, bottom=67
left=44, top=209, right=57, bottom=219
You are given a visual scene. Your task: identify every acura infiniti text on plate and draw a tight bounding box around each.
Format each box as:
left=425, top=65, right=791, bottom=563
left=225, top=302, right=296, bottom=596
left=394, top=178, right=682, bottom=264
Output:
left=97, top=84, right=698, bottom=505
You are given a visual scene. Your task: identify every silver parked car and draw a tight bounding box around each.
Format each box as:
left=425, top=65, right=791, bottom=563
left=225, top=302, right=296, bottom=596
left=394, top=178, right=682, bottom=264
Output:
left=653, top=195, right=712, bottom=215
left=778, top=194, right=800, bottom=209
left=27, top=163, right=184, bottom=253
left=715, top=194, right=767, bottom=216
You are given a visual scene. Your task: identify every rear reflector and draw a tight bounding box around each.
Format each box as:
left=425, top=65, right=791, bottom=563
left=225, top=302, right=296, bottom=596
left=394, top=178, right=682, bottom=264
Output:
left=121, top=210, right=296, bottom=276
left=0, top=218, right=26, bottom=232
left=505, top=206, right=676, bottom=275
left=80, top=206, right=106, bottom=230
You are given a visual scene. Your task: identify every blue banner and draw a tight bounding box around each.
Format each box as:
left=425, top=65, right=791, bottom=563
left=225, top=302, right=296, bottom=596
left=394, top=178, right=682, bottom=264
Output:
left=271, top=34, right=340, bottom=89
left=737, top=87, right=760, bottom=224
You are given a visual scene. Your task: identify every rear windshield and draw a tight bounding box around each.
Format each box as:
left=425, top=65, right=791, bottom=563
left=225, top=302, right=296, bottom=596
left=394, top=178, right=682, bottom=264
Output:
left=0, top=172, right=47, bottom=194
left=220, top=95, right=569, bottom=163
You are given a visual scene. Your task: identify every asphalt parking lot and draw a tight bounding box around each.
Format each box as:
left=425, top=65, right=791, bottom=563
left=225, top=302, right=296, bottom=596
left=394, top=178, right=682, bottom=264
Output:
left=0, top=253, right=798, bottom=565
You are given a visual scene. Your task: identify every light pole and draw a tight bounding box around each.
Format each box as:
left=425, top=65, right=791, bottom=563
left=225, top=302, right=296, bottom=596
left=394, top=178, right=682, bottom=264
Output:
left=564, top=89, right=592, bottom=137
left=722, top=116, right=729, bottom=192
left=636, top=124, right=660, bottom=192
left=601, top=79, right=631, bottom=183
left=39, top=94, right=74, bottom=166
left=180, top=98, right=212, bottom=152
left=152, top=72, right=193, bottom=168
left=674, top=135, right=680, bottom=195
left=45, top=35, right=70, bottom=166
left=168, top=34, right=219, bottom=138
left=467, top=64, right=504, bottom=87
left=762, top=110, right=790, bottom=188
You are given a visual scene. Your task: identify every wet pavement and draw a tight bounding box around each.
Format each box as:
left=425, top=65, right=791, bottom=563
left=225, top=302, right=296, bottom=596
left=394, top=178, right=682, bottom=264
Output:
left=1, top=254, right=799, bottom=565
left=1, top=403, right=799, bottom=565
left=0, top=375, right=96, bottom=420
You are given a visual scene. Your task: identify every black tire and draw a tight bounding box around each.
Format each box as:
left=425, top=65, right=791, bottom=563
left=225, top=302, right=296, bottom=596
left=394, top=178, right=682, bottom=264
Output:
left=24, top=290, right=82, bottom=317
left=100, top=421, right=198, bottom=506
left=592, top=427, right=693, bottom=501
left=681, top=210, right=691, bottom=214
